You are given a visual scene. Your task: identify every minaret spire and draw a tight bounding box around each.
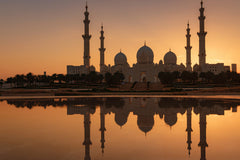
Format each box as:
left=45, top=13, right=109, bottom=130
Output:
left=185, top=22, right=192, bottom=71
left=198, top=111, right=208, bottom=160
left=99, top=106, right=106, bottom=154
left=82, top=2, right=91, bottom=69
left=186, top=107, right=193, bottom=156
left=198, top=0, right=207, bottom=67
left=99, top=24, right=106, bottom=73
left=83, top=112, right=92, bottom=160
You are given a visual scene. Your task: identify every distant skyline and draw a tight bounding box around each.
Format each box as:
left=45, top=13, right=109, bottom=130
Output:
left=1, top=0, right=240, bottom=79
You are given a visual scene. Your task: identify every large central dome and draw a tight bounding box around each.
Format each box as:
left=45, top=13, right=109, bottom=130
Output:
left=137, top=45, right=154, bottom=64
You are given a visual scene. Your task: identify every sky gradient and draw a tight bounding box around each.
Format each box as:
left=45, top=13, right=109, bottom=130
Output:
left=1, top=0, right=240, bottom=79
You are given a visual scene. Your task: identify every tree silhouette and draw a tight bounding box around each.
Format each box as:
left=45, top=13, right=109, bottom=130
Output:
left=192, top=72, right=198, bottom=83
left=105, top=72, right=112, bottom=85
left=85, top=71, right=103, bottom=84
left=112, top=72, right=125, bottom=85
left=158, top=72, right=177, bottom=84
left=0, top=79, right=3, bottom=88
left=181, top=71, right=192, bottom=82
left=2, top=70, right=240, bottom=89
left=57, top=74, right=65, bottom=84
left=205, top=71, right=214, bottom=83
left=104, top=72, right=124, bottom=85
left=6, top=77, right=14, bottom=88
left=14, top=74, right=25, bottom=87
left=26, top=72, right=35, bottom=87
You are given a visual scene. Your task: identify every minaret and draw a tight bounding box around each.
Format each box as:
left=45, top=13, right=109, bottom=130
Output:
left=99, top=25, right=106, bottom=73
left=99, top=105, right=106, bottom=154
left=82, top=3, right=91, bottom=68
left=186, top=107, right=193, bottom=156
left=83, top=112, right=92, bottom=160
left=185, top=22, right=192, bottom=71
left=198, top=0, right=207, bottom=67
left=198, top=111, right=208, bottom=160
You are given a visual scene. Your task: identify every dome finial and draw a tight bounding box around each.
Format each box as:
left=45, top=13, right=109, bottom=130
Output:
left=101, top=23, right=103, bottom=31
left=169, top=48, right=171, bottom=52
left=144, top=41, right=146, bottom=46
left=187, top=21, right=190, bottom=28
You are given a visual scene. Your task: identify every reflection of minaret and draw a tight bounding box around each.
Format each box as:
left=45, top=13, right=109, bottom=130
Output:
left=99, top=25, right=106, bottom=73
left=198, top=111, right=208, bottom=160
left=99, top=106, right=106, bottom=154
left=232, top=105, right=237, bottom=112
left=185, top=22, right=192, bottom=71
left=82, top=3, right=91, bottom=68
left=198, top=0, right=207, bottom=67
left=83, top=112, right=92, bottom=160
left=186, top=107, right=193, bottom=156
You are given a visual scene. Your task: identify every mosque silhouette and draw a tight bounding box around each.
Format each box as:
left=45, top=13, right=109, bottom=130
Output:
left=67, top=0, right=237, bottom=83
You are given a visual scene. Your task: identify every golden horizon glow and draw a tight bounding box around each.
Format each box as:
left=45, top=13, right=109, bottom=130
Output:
left=0, top=0, right=240, bottom=79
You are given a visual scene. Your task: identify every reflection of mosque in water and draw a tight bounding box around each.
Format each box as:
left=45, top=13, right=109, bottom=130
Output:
left=5, top=98, right=239, bottom=160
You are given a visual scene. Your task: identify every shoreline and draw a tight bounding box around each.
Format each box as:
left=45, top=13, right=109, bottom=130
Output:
left=1, top=95, right=240, bottom=101
left=1, top=92, right=240, bottom=101
left=1, top=87, right=240, bottom=100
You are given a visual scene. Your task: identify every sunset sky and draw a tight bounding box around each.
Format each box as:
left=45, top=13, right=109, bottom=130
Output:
left=1, top=0, right=240, bottom=79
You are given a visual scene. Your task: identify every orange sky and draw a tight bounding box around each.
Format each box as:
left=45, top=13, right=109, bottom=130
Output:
left=0, top=0, right=240, bottom=79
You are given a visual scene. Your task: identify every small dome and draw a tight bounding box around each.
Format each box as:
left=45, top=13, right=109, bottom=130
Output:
left=164, top=114, right=177, bottom=127
left=115, top=113, right=129, bottom=127
left=90, top=65, right=96, bottom=72
left=193, top=64, right=200, bottom=72
left=137, top=45, right=154, bottom=64
left=114, top=52, right=127, bottom=65
left=164, top=51, right=177, bottom=65
left=137, top=115, right=154, bottom=133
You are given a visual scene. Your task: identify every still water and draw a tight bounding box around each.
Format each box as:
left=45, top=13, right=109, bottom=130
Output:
left=0, top=97, right=240, bottom=160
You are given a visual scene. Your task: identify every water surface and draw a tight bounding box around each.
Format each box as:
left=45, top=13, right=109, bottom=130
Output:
left=0, top=97, right=239, bottom=160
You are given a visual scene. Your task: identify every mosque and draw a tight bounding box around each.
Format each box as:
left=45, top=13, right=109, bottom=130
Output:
left=67, top=1, right=237, bottom=83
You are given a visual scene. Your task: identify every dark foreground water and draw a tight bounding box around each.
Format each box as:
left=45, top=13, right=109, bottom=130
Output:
left=0, top=97, right=240, bottom=160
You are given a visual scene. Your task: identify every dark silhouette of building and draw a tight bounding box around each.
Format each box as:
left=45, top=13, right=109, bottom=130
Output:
left=67, top=0, right=237, bottom=78
left=99, top=25, right=107, bottom=74
left=186, top=22, right=192, bottom=71
left=83, top=4, right=91, bottom=68
left=67, top=3, right=95, bottom=75
left=198, top=0, right=207, bottom=67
